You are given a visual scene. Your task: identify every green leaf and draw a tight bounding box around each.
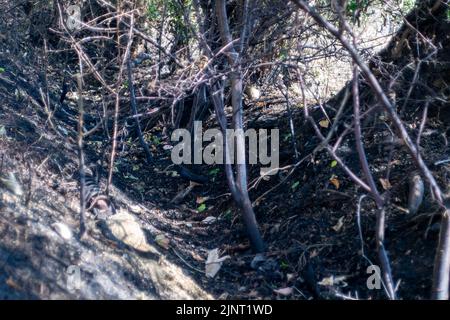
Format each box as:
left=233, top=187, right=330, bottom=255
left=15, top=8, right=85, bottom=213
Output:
left=126, top=174, right=139, bottom=181
left=331, top=160, right=338, bottom=168
left=209, top=168, right=220, bottom=176
left=223, top=209, right=232, bottom=220
left=0, top=67, right=5, bottom=73
left=152, top=136, right=161, bottom=145
left=147, top=0, right=160, bottom=20
left=347, top=0, right=358, bottom=13
left=402, top=0, right=416, bottom=12
left=291, top=181, right=300, bottom=190
left=283, top=133, right=292, bottom=142
left=280, top=261, right=289, bottom=269
left=197, top=203, right=207, bottom=213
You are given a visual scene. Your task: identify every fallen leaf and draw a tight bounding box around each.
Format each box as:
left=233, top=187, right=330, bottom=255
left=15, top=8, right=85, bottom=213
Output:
left=331, top=216, right=344, bottom=232
left=273, top=287, right=293, bottom=296
left=209, top=168, right=220, bottom=176
left=196, top=196, right=209, bottom=204
left=379, top=178, right=392, bottom=190
left=155, top=234, right=170, bottom=250
left=318, top=275, right=349, bottom=287
left=248, top=290, right=259, bottom=297
left=330, top=176, right=340, bottom=189
left=147, top=107, right=159, bottom=115
left=191, top=251, right=205, bottom=262
left=286, top=273, right=296, bottom=282
left=291, top=181, right=300, bottom=190
left=259, top=169, right=271, bottom=180
left=408, top=174, right=424, bottom=215
left=319, top=119, right=330, bottom=128
left=318, top=276, right=334, bottom=286
left=218, top=293, right=229, bottom=300
left=6, top=277, right=21, bottom=290
left=197, top=203, right=207, bottom=212
left=205, top=248, right=230, bottom=278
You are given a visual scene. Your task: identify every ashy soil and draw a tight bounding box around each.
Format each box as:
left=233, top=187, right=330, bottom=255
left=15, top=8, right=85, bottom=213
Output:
left=1, top=49, right=449, bottom=299
left=1, top=1, right=449, bottom=300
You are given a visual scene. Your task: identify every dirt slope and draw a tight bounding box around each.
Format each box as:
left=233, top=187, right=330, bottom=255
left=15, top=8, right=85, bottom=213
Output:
left=0, top=66, right=210, bottom=299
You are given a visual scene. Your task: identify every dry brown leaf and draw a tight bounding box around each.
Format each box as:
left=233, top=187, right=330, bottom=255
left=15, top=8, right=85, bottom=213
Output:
left=191, top=251, right=205, bottom=262
left=318, top=275, right=349, bottom=287
left=155, top=234, right=170, bottom=250
left=319, top=119, right=330, bottom=128
left=6, top=277, right=21, bottom=290
left=379, top=178, right=392, bottom=190
left=330, top=177, right=340, bottom=189
left=205, top=248, right=230, bottom=278
left=248, top=290, right=259, bottom=297
left=196, top=196, right=209, bottom=204
left=318, top=276, right=334, bottom=286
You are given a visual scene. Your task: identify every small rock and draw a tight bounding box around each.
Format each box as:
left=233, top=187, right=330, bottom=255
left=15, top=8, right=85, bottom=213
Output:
left=245, top=85, right=261, bottom=100
left=52, top=222, right=73, bottom=240
left=128, top=204, right=143, bottom=215
left=202, top=216, right=217, bottom=224
left=105, top=210, right=158, bottom=254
